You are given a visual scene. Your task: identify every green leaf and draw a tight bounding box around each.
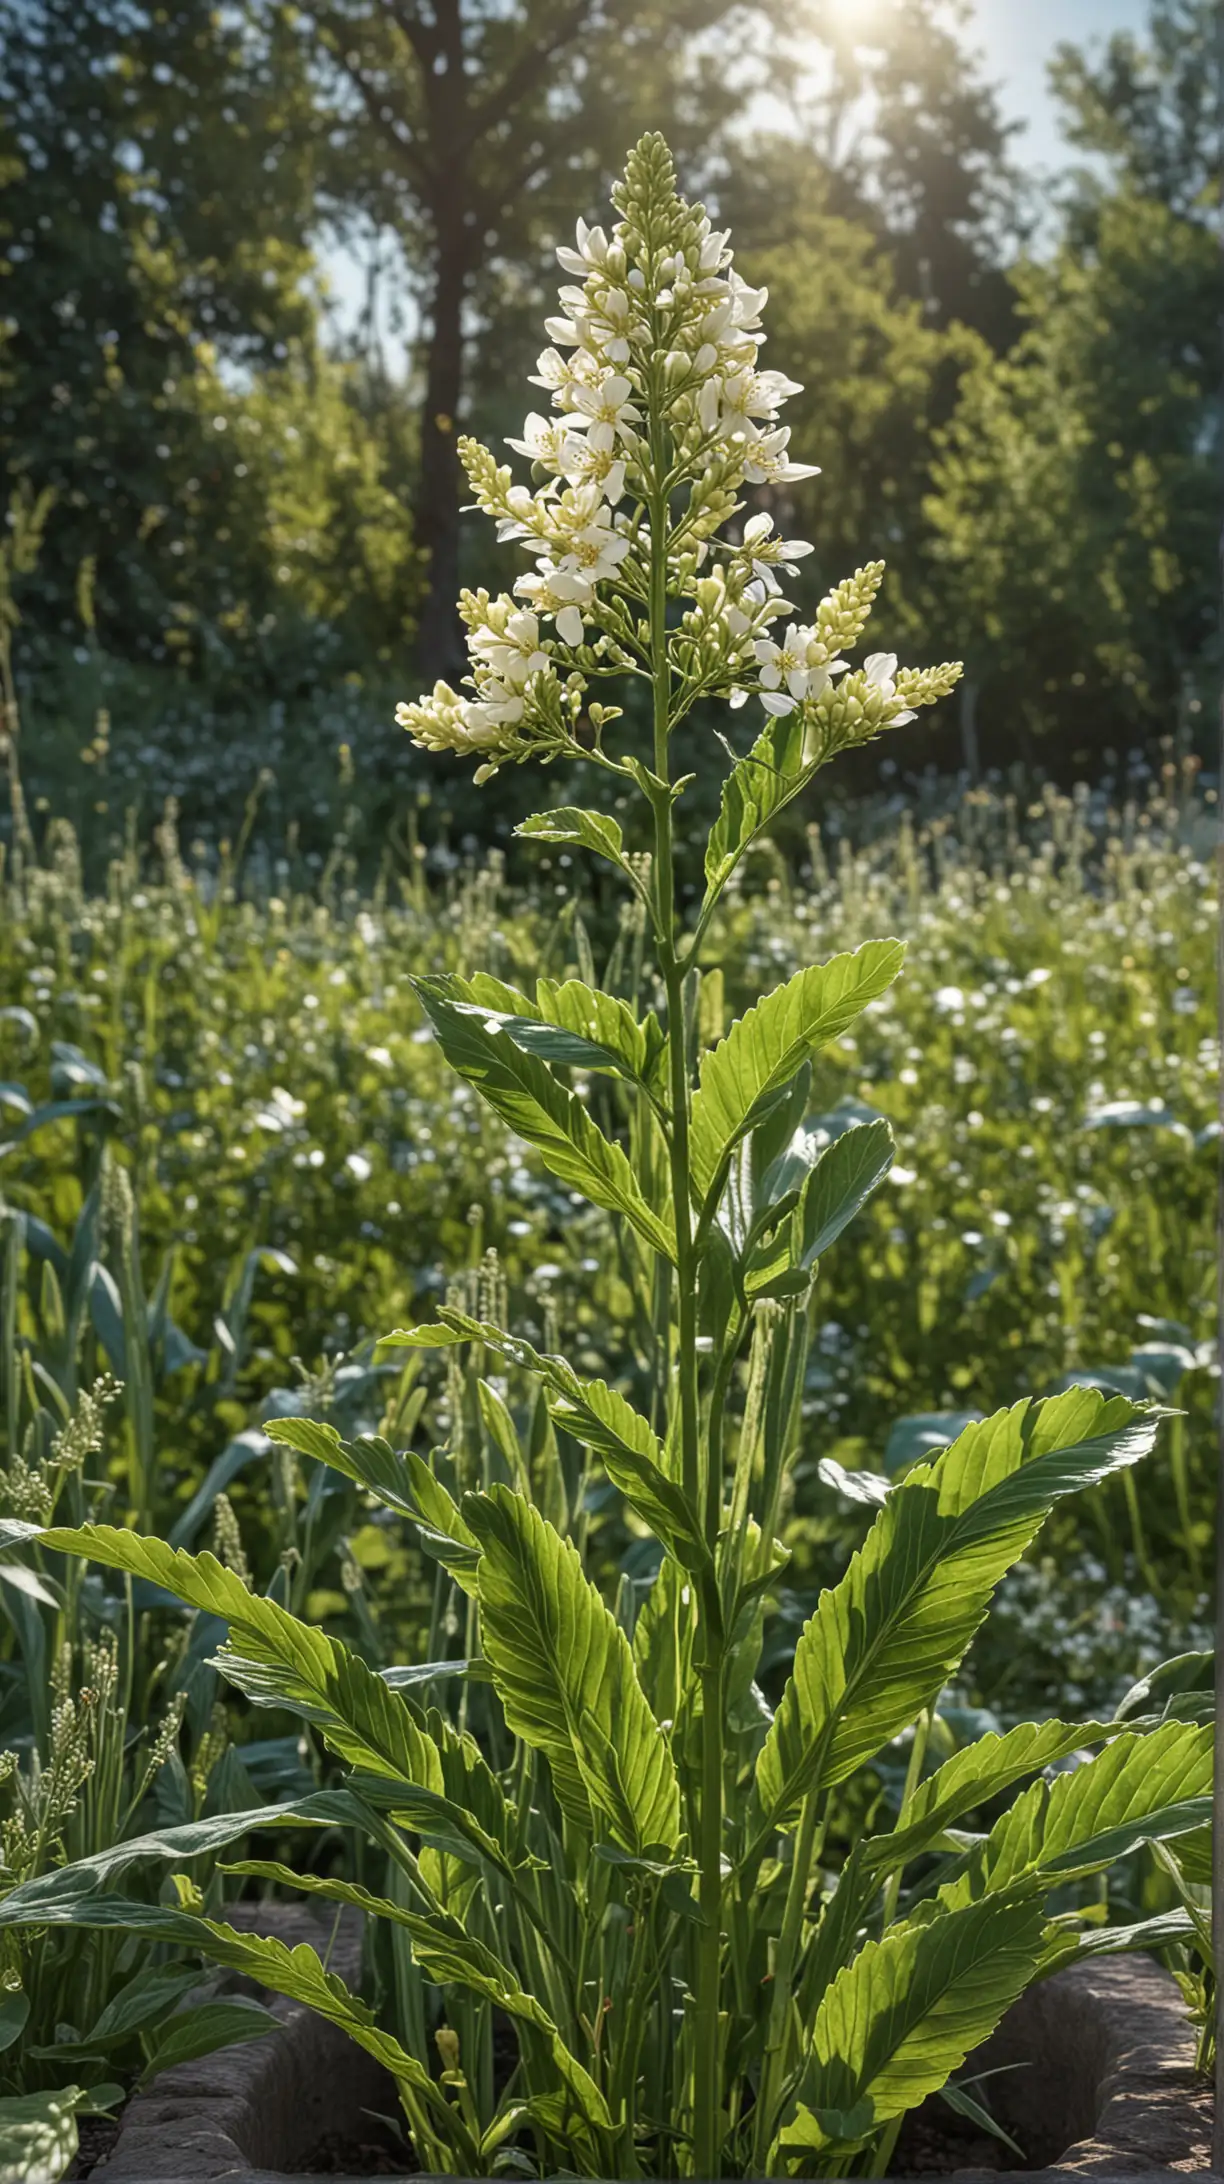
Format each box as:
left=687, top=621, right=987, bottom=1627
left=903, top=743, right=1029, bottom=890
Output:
left=383, top=1912, right=615, bottom=2163
left=752, top=1390, right=1159, bottom=1840
left=797, top=1118, right=894, bottom=1264
left=862, top=1718, right=1118, bottom=1879
left=221, top=1869, right=615, bottom=2165
left=690, top=942, right=905, bottom=1206
left=0, top=1895, right=446, bottom=2129
left=703, top=711, right=811, bottom=903
left=383, top=1312, right=706, bottom=1570
left=515, top=805, right=627, bottom=871
left=465, top=1483, right=682, bottom=1856
left=0, top=2086, right=86, bottom=2184
left=534, top=978, right=653, bottom=1081
left=137, top=1997, right=279, bottom=2085
left=37, top=1525, right=515, bottom=1871
left=412, top=979, right=673, bottom=1258
left=779, top=1890, right=1047, bottom=2160
left=941, top=1720, right=1213, bottom=1904
left=0, top=1995, right=29, bottom=2056
left=265, top=1421, right=481, bottom=1595
left=86, top=1965, right=201, bottom=2044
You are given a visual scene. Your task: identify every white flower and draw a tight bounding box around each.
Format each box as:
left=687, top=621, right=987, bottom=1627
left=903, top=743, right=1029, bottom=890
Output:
left=555, top=217, right=611, bottom=276
left=864, top=650, right=916, bottom=724
left=755, top=625, right=816, bottom=713
left=741, top=427, right=821, bottom=486
left=562, top=372, right=639, bottom=452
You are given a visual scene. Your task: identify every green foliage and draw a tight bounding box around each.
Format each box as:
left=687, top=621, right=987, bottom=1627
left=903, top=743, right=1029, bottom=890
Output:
left=0, top=138, right=1211, bottom=2184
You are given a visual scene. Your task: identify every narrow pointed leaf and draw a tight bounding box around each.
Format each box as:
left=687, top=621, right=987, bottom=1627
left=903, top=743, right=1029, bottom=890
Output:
left=266, top=1420, right=481, bottom=1594
left=861, top=1718, right=1119, bottom=1879
left=703, top=712, right=811, bottom=902
left=384, top=1312, right=705, bottom=1567
left=413, top=979, right=673, bottom=1257
left=690, top=942, right=904, bottom=1204
left=941, top=1721, right=1213, bottom=1904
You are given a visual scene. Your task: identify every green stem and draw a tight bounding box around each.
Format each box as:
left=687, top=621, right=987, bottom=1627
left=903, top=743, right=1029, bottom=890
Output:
left=645, top=469, right=722, bottom=2177
left=880, top=1707, right=932, bottom=1929
left=753, top=1790, right=825, bottom=2175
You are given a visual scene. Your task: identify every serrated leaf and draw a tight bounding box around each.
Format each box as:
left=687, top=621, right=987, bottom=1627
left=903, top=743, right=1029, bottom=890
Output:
left=779, top=1890, right=1047, bottom=2160
left=752, top=1390, right=1159, bottom=1840
left=704, top=712, right=811, bottom=901
left=862, top=1718, right=1118, bottom=1879
left=37, top=1525, right=514, bottom=1870
left=214, top=1852, right=603, bottom=2157
left=0, top=1897, right=442, bottom=2125
left=534, top=978, right=652, bottom=1080
left=265, top=1421, right=481, bottom=1595
left=382, top=1312, right=705, bottom=1568
left=690, top=942, right=905, bottom=1206
left=515, top=805, right=627, bottom=869
left=465, top=1483, right=682, bottom=1856
left=412, top=979, right=673, bottom=1257
left=941, top=1720, right=1213, bottom=1905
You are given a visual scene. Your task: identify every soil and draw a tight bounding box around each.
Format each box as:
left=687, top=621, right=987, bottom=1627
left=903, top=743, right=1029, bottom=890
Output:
left=66, top=2113, right=123, bottom=2178
left=892, top=2100, right=1024, bottom=2176
left=288, top=2128, right=416, bottom=2176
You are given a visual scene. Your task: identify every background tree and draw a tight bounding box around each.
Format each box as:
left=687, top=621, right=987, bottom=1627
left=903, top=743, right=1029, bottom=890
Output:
left=924, top=0, right=1219, bottom=769
left=279, top=0, right=761, bottom=679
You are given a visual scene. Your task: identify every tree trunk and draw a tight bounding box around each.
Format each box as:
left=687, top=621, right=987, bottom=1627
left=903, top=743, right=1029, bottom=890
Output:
left=959, top=675, right=980, bottom=780
left=413, top=214, right=469, bottom=686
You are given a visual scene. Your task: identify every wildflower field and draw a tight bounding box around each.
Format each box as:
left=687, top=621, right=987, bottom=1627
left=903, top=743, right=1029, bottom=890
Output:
left=0, top=129, right=1216, bottom=2184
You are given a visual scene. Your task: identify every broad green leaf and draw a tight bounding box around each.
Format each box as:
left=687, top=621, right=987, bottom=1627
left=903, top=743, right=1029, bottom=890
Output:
left=267, top=1420, right=482, bottom=1595
left=465, top=1483, right=682, bottom=1855
left=797, top=1119, right=894, bottom=1264
left=137, top=1998, right=279, bottom=2085
left=515, top=805, right=627, bottom=871
left=0, top=2086, right=86, bottom=2184
left=690, top=942, right=905, bottom=1205
left=861, top=1718, right=1117, bottom=1879
left=779, top=1889, right=1047, bottom=2159
left=413, top=978, right=673, bottom=1257
left=535, top=977, right=654, bottom=1081
left=703, top=711, right=810, bottom=902
left=86, top=1965, right=201, bottom=2044
left=752, top=1391, right=1158, bottom=1841
left=383, top=1312, right=705, bottom=1568
left=37, top=1525, right=514, bottom=1870
left=941, top=1720, right=1213, bottom=1905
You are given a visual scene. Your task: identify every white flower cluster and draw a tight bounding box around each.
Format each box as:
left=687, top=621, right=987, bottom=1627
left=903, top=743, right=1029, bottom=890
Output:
left=398, top=134, right=960, bottom=779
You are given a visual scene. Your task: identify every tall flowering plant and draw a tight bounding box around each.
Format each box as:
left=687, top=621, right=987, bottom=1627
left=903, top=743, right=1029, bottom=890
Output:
left=0, top=139, right=1210, bottom=2182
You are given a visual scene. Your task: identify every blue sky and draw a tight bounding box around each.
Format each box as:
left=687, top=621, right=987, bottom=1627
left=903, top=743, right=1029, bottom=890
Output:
left=972, top=0, right=1149, bottom=168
